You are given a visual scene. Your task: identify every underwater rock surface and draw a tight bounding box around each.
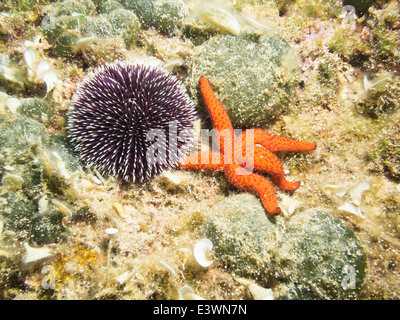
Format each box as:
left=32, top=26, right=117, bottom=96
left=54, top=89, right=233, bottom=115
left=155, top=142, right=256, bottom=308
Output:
left=203, top=195, right=367, bottom=299
left=121, top=0, right=188, bottom=34
left=44, top=0, right=141, bottom=57
left=0, top=115, right=77, bottom=245
left=188, top=34, right=300, bottom=128
left=274, top=209, right=367, bottom=299
left=203, top=193, right=279, bottom=280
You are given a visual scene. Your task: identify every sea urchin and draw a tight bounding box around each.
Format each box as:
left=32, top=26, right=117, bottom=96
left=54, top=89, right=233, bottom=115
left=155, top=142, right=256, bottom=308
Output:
left=67, top=61, right=197, bottom=182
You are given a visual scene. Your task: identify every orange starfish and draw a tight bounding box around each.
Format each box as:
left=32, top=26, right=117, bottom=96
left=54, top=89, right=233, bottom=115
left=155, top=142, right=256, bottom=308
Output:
left=178, top=77, right=316, bottom=215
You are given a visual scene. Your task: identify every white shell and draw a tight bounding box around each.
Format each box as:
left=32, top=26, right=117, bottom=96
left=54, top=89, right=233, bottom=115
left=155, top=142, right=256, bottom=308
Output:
left=196, top=4, right=240, bottom=35
left=364, top=71, right=393, bottom=93
left=338, top=201, right=366, bottom=219
left=158, top=260, right=176, bottom=276
left=178, top=285, right=205, bottom=300
left=5, top=97, right=21, bottom=114
left=235, top=277, right=274, bottom=300
left=23, top=243, right=52, bottom=264
left=36, top=61, right=51, bottom=77
left=2, top=174, right=24, bottom=189
left=52, top=199, right=72, bottom=217
left=38, top=196, right=49, bottom=213
left=23, top=47, right=37, bottom=71
left=116, top=271, right=133, bottom=285
left=323, top=184, right=348, bottom=197
left=42, top=71, right=60, bottom=94
left=193, top=238, right=213, bottom=267
left=349, top=180, right=370, bottom=206
left=105, top=228, right=118, bottom=235
left=0, top=66, right=23, bottom=85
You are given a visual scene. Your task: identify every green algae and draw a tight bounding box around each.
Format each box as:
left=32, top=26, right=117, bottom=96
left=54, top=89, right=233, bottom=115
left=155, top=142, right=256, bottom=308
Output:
left=98, top=0, right=123, bottom=14
left=368, top=117, right=400, bottom=181
left=106, top=8, right=140, bottom=46
left=54, top=0, right=96, bottom=16
left=0, top=116, right=78, bottom=245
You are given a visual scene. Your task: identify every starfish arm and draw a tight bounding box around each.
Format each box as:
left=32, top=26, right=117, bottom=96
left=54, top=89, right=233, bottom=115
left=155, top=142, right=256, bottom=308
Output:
left=178, top=152, right=225, bottom=171
left=200, top=77, right=234, bottom=154
left=200, top=77, right=234, bottom=133
left=234, top=142, right=285, bottom=175
left=270, top=173, right=300, bottom=191
left=253, top=146, right=285, bottom=174
left=252, top=128, right=316, bottom=152
left=224, top=163, right=281, bottom=215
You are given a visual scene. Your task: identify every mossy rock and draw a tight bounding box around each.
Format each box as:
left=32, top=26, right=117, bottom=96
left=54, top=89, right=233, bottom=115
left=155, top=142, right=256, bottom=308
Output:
left=107, top=8, right=140, bottom=45
left=121, top=0, right=187, bottom=34
left=18, top=98, right=53, bottom=124
left=80, top=15, right=114, bottom=39
left=29, top=206, right=67, bottom=245
left=41, top=14, right=82, bottom=46
left=0, top=191, right=36, bottom=233
left=48, top=135, right=81, bottom=173
left=53, top=31, right=79, bottom=58
left=188, top=34, right=300, bottom=128
left=203, top=193, right=281, bottom=280
left=99, top=0, right=123, bottom=14
left=0, top=191, right=67, bottom=245
left=0, top=116, right=49, bottom=151
left=0, top=118, right=72, bottom=245
left=273, top=209, right=367, bottom=299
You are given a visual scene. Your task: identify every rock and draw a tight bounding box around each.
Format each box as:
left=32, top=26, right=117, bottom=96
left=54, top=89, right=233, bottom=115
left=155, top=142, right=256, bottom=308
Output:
left=52, top=32, right=79, bottom=58
left=30, top=206, right=67, bottom=245
left=201, top=194, right=367, bottom=299
left=80, top=15, right=114, bottom=39
left=202, top=193, right=281, bottom=280
left=18, top=98, right=53, bottom=124
left=188, top=34, right=300, bottom=128
left=273, top=209, right=367, bottom=299
left=48, top=135, right=81, bottom=173
left=0, top=116, right=49, bottom=151
left=99, top=0, right=123, bottom=14
left=122, top=0, right=188, bottom=34
left=106, top=8, right=140, bottom=45
left=368, top=116, right=400, bottom=181
left=0, top=117, right=76, bottom=245
left=0, top=191, right=36, bottom=233
left=44, top=3, right=141, bottom=57
left=54, top=0, right=96, bottom=17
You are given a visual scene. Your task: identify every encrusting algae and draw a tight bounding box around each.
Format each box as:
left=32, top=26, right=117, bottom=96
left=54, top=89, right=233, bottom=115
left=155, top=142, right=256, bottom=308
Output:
left=0, top=0, right=399, bottom=300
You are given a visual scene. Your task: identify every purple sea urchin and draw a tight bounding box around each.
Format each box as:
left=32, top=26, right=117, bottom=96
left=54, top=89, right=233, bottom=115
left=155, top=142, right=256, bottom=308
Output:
left=67, top=61, right=197, bottom=182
